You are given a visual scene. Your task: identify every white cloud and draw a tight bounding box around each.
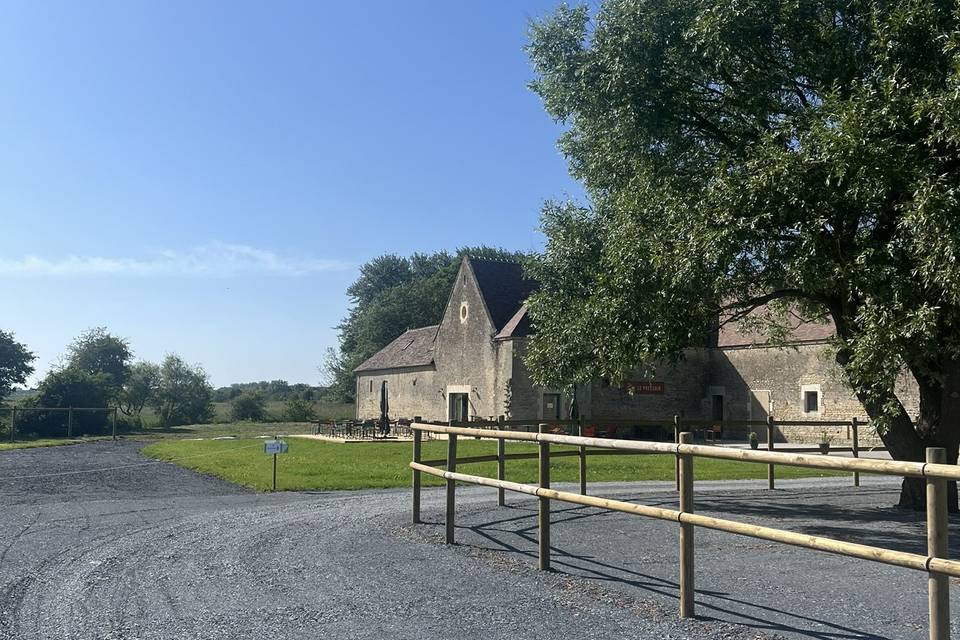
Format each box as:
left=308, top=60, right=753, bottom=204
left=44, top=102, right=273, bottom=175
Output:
left=0, top=242, right=351, bottom=277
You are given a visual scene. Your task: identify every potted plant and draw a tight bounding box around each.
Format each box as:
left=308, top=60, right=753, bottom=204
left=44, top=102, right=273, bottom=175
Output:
left=748, top=431, right=760, bottom=450
left=818, top=431, right=833, bottom=454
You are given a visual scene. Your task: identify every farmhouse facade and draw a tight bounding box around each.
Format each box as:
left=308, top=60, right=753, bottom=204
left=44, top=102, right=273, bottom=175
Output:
left=355, top=257, right=918, bottom=438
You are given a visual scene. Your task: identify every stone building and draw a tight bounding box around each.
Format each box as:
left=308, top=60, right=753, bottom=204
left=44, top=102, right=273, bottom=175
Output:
left=354, top=256, right=918, bottom=440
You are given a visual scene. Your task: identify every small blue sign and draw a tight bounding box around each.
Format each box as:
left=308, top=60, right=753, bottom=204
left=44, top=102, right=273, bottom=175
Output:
left=264, top=440, right=288, bottom=455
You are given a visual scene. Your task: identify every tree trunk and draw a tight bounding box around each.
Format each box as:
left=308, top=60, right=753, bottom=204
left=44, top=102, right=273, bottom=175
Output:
left=877, top=359, right=960, bottom=513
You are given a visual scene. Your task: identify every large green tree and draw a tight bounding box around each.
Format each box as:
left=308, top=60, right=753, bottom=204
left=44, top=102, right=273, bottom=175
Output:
left=326, top=247, right=527, bottom=401
left=0, top=330, right=35, bottom=400
left=67, top=327, right=132, bottom=400
left=153, top=355, right=214, bottom=427
left=526, top=1, right=960, bottom=509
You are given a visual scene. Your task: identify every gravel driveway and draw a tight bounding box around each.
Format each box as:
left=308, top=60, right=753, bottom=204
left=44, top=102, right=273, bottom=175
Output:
left=0, top=442, right=956, bottom=639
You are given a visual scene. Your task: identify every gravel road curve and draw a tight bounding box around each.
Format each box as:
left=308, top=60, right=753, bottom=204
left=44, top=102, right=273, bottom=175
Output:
left=0, top=441, right=956, bottom=639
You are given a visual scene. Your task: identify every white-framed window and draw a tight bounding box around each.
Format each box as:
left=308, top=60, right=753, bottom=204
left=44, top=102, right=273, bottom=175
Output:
left=800, top=384, right=821, bottom=415
left=459, top=301, right=469, bottom=323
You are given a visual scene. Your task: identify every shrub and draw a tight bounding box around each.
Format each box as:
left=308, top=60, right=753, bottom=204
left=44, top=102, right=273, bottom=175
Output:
left=284, top=396, right=317, bottom=422
left=231, top=391, right=267, bottom=422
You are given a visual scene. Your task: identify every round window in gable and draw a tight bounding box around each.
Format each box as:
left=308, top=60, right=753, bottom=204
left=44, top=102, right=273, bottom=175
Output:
left=459, top=301, right=469, bottom=323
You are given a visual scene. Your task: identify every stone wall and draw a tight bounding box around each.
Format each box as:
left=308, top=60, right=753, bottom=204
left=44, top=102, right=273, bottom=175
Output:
left=586, top=349, right=710, bottom=421
left=355, top=366, right=442, bottom=421
left=432, top=261, right=503, bottom=421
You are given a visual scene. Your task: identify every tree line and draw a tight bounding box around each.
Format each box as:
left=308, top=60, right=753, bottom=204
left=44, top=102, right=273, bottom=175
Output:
left=0, top=328, right=213, bottom=436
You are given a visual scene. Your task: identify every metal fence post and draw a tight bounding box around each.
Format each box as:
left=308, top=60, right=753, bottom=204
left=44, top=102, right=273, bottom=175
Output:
left=678, top=431, right=695, bottom=618
left=578, top=415, right=587, bottom=496
left=767, top=416, right=776, bottom=490
left=851, top=417, right=860, bottom=487
left=674, top=415, right=681, bottom=492
left=497, top=415, right=506, bottom=506
left=445, top=433, right=458, bottom=544
left=10, top=405, right=16, bottom=443
left=926, top=446, right=949, bottom=640
left=67, top=407, right=73, bottom=438
left=412, top=428, right=422, bottom=523
left=112, top=407, right=118, bottom=441
left=538, top=437, right=551, bottom=571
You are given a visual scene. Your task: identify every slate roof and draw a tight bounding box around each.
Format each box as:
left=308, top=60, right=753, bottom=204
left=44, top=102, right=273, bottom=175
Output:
left=353, top=325, right=439, bottom=373
left=717, top=310, right=835, bottom=348
left=469, top=258, right=538, bottom=331
left=494, top=304, right=532, bottom=340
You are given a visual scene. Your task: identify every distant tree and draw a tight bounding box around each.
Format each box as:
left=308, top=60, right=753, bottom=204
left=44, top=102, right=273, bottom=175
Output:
left=29, top=368, right=113, bottom=436
left=327, top=247, right=528, bottom=402
left=284, top=395, right=317, bottom=422
left=0, top=330, right=35, bottom=400
left=67, top=327, right=132, bottom=400
left=230, top=391, right=268, bottom=422
left=153, top=355, right=214, bottom=427
left=119, top=361, right=161, bottom=418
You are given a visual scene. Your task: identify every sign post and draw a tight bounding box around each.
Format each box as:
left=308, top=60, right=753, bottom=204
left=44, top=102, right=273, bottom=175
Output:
left=264, top=437, right=289, bottom=491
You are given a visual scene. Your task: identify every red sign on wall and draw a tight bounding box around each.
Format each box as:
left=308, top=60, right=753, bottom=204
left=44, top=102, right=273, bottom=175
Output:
left=624, top=380, right=665, bottom=395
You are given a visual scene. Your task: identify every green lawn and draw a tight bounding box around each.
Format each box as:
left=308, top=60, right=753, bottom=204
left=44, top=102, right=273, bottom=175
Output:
left=134, top=421, right=322, bottom=440
left=141, top=437, right=844, bottom=492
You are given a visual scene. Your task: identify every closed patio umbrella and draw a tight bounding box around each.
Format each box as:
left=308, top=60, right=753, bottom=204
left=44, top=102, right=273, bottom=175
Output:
left=379, top=381, right=390, bottom=437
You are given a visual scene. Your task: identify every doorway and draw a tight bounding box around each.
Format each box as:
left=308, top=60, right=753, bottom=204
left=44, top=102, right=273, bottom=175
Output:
left=711, top=394, right=725, bottom=422
left=449, top=393, right=469, bottom=423
left=542, top=393, right=561, bottom=420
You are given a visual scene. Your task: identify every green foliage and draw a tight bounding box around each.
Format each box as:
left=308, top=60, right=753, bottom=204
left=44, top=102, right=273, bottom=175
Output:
left=326, top=246, right=528, bottom=402
left=21, top=368, right=113, bottom=436
left=230, top=391, right=268, bottom=422
left=284, top=395, right=317, bottom=422
left=212, top=380, right=320, bottom=403
left=67, top=327, right=132, bottom=399
left=153, top=355, right=214, bottom=427
left=0, top=330, right=35, bottom=400
left=525, top=1, right=960, bottom=451
left=120, top=361, right=161, bottom=418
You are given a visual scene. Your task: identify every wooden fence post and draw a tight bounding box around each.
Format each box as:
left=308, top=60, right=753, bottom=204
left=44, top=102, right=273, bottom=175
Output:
left=851, top=417, right=860, bottom=487
left=539, top=438, right=551, bottom=571
left=112, top=407, right=118, bottom=441
left=67, top=407, right=73, bottom=438
left=678, top=431, right=695, bottom=618
left=674, top=415, right=681, bottom=492
left=9, top=406, right=15, bottom=443
left=926, top=446, right=949, bottom=640
left=497, top=415, right=506, bottom=506
left=767, top=416, right=776, bottom=490
left=445, top=433, right=458, bottom=544
left=578, top=415, right=587, bottom=496
left=412, top=428, right=422, bottom=523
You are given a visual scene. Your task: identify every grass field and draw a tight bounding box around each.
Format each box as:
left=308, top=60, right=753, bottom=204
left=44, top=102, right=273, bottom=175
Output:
left=137, top=401, right=354, bottom=427
left=141, top=437, right=845, bottom=492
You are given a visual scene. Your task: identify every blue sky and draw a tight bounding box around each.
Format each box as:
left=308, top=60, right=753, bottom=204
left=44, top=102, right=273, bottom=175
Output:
left=0, top=1, right=581, bottom=387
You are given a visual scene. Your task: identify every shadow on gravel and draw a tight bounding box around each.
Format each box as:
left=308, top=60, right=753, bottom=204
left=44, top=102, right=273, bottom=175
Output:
left=449, top=491, right=945, bottom=640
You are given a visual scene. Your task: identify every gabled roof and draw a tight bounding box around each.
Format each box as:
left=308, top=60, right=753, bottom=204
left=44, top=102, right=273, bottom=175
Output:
left=354, top=325, right=439, bottom=373
left=717, top=309, right=835, bottom=348
left=494, top=304, right=532, bottom=340
left=468, top=258, right=537, bottom=332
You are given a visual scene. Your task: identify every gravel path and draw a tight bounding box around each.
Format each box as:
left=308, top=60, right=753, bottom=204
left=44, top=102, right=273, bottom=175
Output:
left=0, top=442, right=956, bottom=639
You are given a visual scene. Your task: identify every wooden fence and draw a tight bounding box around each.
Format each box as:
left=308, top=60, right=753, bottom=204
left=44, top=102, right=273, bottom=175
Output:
left=422, top=415, right=878, bottom=490
left=409, top=422, right=956, bottom=640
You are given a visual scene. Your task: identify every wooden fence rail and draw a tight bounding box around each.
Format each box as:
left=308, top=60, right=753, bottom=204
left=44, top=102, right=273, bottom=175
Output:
left=409, top=422, right=957, bottom=639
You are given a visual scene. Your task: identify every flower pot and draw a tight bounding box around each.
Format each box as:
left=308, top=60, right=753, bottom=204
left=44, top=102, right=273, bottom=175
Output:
left=818, top=443, right=830, bottom=455
left=749, top=441, right=759, bottom=450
